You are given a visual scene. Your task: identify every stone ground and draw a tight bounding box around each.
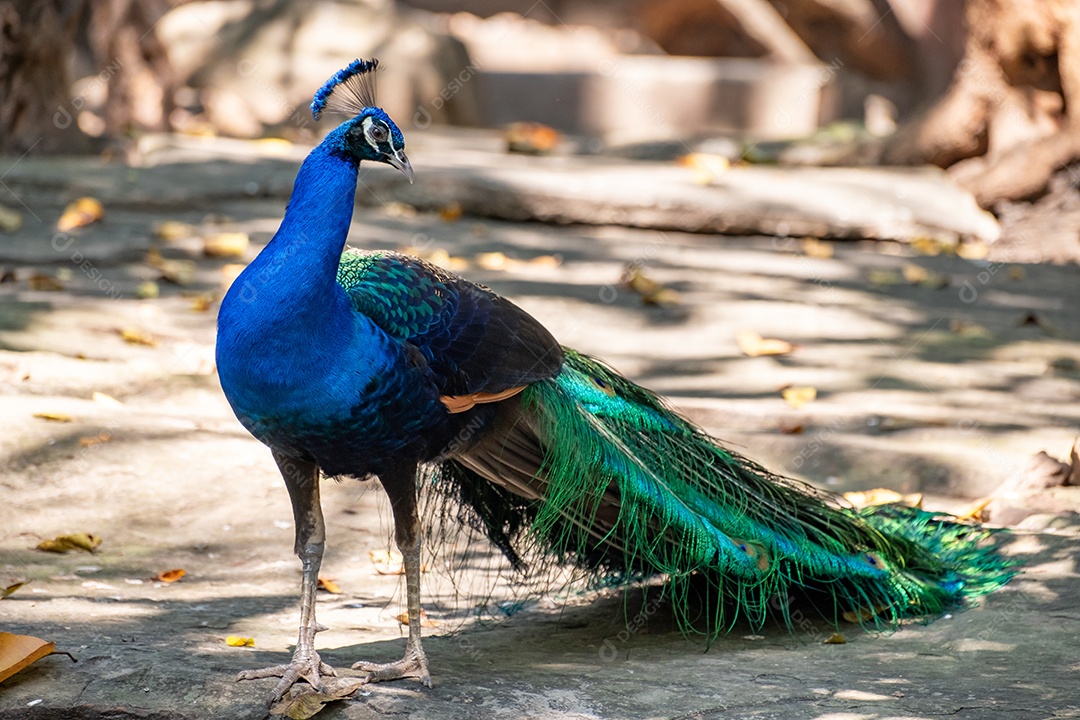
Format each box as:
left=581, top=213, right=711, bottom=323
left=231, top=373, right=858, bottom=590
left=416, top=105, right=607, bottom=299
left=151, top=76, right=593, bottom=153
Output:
left=0, top=132, right=1079, bottom=719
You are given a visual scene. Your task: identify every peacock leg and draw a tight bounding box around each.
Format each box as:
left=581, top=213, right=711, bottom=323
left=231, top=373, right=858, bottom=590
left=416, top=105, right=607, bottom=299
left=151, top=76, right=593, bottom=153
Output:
left=353, top=460, right=432, bottom=686
left=238, top=450, right=337, bottom=700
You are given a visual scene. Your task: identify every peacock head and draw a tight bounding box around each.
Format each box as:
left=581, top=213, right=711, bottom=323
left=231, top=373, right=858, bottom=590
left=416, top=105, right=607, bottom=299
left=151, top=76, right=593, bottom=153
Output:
left=311, top=59, right=413, bottom=182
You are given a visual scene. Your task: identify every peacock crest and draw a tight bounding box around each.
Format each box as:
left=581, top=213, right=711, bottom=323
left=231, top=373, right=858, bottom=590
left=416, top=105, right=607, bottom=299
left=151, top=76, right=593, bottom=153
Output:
left=311, top=58, right=380, bottom=120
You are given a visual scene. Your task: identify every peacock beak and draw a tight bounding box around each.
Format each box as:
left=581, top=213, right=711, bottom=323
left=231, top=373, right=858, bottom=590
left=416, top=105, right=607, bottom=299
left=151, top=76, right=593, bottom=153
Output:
left=387, top=150, right=413, bottom=184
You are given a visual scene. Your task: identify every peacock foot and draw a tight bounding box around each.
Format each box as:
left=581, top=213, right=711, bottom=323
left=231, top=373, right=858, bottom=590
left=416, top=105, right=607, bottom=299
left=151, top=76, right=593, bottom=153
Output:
left=237, top=648, right=338, bottom=701
left=352, top=644, right=431, bottom=687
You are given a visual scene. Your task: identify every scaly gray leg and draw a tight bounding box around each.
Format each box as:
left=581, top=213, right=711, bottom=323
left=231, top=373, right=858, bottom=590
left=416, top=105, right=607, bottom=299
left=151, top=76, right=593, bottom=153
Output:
left=237, top=450, right=337, bottom=700
left=352, top=460, right=432, bottom=686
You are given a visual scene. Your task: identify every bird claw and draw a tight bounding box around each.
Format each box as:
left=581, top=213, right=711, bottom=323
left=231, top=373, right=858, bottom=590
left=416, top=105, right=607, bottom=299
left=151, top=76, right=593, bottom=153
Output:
left=352, top=646, right=431, bottom=687
left=237, top=649, right=337, bottom=701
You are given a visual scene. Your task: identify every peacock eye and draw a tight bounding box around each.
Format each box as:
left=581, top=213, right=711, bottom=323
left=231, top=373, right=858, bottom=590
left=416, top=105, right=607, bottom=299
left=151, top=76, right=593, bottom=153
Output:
left=370, top=125, right=388, bottom=142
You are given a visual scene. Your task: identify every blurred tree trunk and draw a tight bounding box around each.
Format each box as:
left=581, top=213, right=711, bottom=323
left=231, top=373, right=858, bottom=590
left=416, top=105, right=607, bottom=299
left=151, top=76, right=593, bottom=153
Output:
left=884, top=0, right=1080, bottom=207
left=0, top=0, right=86, bottom=153
left=0, top=0, right=174, bottom=154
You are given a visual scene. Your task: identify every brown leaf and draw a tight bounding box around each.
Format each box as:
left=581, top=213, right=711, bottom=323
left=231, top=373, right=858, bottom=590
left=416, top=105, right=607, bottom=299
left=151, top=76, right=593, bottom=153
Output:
left=394, top=608, right=440, bottom=628
left=118, top=328, right=159, bottom=347
left=190, top=293, right=214, bottom=312
left=910, top=237, right=949, bottom=256
left=824, top=633, right=847, bottom=644
left=438, top=203, right=463, bottom=222
left=317, top=577, right=341, bottom=594
left=269, top=687, right=351, bottom=720
left=369, top=549, right=404, bottom=575
left=156, top=569, right=185, bottom=583
left=736, top=330, right=793, bottom=357
left=33, top=412, right=74, bottom=423
left=78, top=432, right=112, bottom=447
left=57, top=197, right=104, bottom=232
left=203, top=232, right=250, bottom=258
left=225, top=635, right=255, bottom=647
left=622, top=267, right=683, bottom=306
left=954, top=497, right=992, bottom=522
left=27, top=272, right=65, bottom=291
left=37, top=533, right=101, bottom=553
left=778, top=421, right=804, bottom=435
left=505, top=122, right=561, bottom=154
left=1, top=580, right=29, bottom=599
left=0, top=632, right=55, bottom=683
left=781, top=386, right=816, bottom=409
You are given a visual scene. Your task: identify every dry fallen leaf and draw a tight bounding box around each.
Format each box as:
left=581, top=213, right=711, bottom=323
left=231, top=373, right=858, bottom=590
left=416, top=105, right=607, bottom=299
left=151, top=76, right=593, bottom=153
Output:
left=91, top=391, right=123, bottom=407
left=27, top=273, right=65, bottom=291
left=910, top=237, right=949, bottom=256
left=78, top=432, right=112, bottom=448
left=190, top=293, right=214, bottom=312
left=317, top=577, right=341, bottom=594
left=369, top=549, right=404, bottom=575
left=781, top=386, right=817, bottom=409
left=824, top=633, right=847, bottom=644
left=902, top=263, right=948, bottom=288
left=505, top=122, right=561, bottom=154
left=118, top=327, right=159, bottom=347
left=157, top=569, right=185, bottom=583
left=394, top=608, right=440, bottom=628
left=33, top=412, right=73, bottom=423
left=0, top=632, right=54, bottom=683
left=0, top=204, right=23, bottom=234
left=801, top=237, right=834, bottom=259
left=954, top=497, right=992, bottom=522
left=57, top=197, right=104, bottom=232
left=622, top=267, right=683, bottom=306
left=843, top=488, right=922, bottom=509
left=677, top=153, right=731, bottom=185
left=736, top=330, right=793, bottom=357
left=154, top=220, right=197, bottom=242
left=269, top=677, right=366, bottom=720
left=1, top=580, right=29, bottom=599
left=778, top=421, right=804, bottom=435
left=37, top=533, right=101, bottom=553
left=439, top=203, right=463, bottom=222
left=1008, top=266, right=1025, bottom=281
left=843, top=605, right=889, bottom=623
left=225, top=635, right=255, bottom=647
left=956, top=241, right=989, bottom=260
left=203, top=232, right=250, bottom=258
left=135, top=281, right=160, bottom=299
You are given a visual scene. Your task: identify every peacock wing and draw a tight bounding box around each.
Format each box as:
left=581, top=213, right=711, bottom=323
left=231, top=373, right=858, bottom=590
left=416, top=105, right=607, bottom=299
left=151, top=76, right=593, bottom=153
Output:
left=337, top=249, right=564, bottom=397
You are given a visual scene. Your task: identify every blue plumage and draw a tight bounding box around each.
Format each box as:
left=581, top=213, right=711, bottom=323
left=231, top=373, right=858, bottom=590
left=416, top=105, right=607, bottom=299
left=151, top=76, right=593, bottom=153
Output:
left=217, top=60, right=1015, bottom=706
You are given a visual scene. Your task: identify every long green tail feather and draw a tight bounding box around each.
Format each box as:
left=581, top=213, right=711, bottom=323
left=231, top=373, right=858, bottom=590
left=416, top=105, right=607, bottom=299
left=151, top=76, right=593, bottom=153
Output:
left=430, top=348, right=1016, bottom=634
left=512, top=349, right=1015, bottom=631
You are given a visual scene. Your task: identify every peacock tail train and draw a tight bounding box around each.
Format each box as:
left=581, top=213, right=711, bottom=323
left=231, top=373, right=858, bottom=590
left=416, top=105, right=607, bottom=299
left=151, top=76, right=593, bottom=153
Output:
left=432, top=348, right=1016, bottom=634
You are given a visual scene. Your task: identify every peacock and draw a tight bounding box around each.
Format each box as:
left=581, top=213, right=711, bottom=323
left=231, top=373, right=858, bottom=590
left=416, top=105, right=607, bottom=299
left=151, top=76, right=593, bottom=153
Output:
left=215, top=59, right=1015, bottom=702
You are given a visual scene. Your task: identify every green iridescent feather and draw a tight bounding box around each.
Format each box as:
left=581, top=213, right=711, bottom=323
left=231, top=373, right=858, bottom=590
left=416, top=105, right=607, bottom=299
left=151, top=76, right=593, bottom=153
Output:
left=437, top=349, right=1017, bottom=633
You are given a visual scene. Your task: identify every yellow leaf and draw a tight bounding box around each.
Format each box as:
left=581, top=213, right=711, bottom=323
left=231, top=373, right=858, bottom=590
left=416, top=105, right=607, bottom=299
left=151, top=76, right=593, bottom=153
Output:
left=956, top=241, right=989, bottom=259
left=369, top=549, right=404, bottom=575
left=154, top=220, right=197, bottom=241
left=736, top=330, right=793, bottom=357
left=1, top=580, right=29, bottom=599
left=781, top=386, right=816, bottom=409
left=954, top=497, right=992, bottom=522
left=394, top=609, right=440, bottom=628
left=910, top=237, right=948, bottom=256
left=225, top=635, right=255, bottom=647
left=190, top=293, right=214, bottom=312
left=57, top=197, right=104, bottom=232
left=317, top=577, right=341, bottom=594
left=157, top=568, right=185, bottom=583
left=135, top=281, right=160, bottom=299
left=801, top=238, right=834, bottom=259
left=37, top=533, right=101, bottom=553
left=202, top=232, right=250, bottom=258
left=33, top=412, right=73, bottom=423
left=118, top=328, right=159, bottom=347
left=843, top=488, right=922, bottom=509
left=622, top=267, right=683, bottom=306
left=476, top=252, right=509, bottom=270
left=528, top=254, right=562, bottom=268
left=439, top=203, right=463, bottom=222
left=0, top=632, right=54, bottom=683
left=824, top=633, right=847, bottom=644
left=0, top=204, right=23, bottom=233
left=901, top=263, right=928, bottom=283
left=78, top=432, right=112, bottom=447
left=91, top=391, right=123, bottom=407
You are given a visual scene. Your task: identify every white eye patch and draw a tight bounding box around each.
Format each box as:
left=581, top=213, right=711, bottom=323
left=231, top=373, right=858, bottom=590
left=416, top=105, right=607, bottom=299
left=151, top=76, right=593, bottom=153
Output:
left=361, top=116, right=390, bottom=149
